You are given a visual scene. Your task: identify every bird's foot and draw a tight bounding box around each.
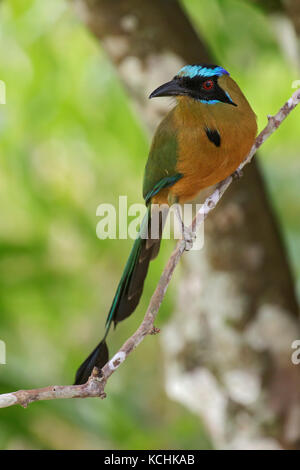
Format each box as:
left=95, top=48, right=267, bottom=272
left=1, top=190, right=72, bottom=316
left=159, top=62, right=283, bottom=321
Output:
left=174, top=204, right=196, bottom=251
left=182, top=226, right=196, bottom=251
left=232, top=168, right=243, bottom=179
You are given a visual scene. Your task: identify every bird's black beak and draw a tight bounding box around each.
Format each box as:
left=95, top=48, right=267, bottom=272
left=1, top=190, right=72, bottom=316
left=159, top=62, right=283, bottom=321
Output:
left=149, top=79, right=186, bottom=99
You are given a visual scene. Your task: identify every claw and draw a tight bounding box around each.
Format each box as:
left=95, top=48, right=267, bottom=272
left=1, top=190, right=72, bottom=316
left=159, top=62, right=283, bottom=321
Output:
left=182, top=227, right=196, bottom=251
left=232, top=168, right=243, bottom=179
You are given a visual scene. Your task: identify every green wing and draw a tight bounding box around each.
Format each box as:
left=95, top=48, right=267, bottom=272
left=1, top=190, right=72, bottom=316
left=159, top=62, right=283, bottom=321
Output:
left=143, top=109, right=182, bottom=203
left=144, top=174, right=183, bottom=206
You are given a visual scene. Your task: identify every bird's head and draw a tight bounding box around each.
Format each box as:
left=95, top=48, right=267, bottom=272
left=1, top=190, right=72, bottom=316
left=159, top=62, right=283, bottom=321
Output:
left=149, top=64, right=238, bottom=107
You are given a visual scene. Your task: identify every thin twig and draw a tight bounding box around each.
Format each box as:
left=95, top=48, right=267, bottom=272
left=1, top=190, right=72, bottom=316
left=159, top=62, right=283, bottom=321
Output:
left=1, top=88, right=299, bottom=409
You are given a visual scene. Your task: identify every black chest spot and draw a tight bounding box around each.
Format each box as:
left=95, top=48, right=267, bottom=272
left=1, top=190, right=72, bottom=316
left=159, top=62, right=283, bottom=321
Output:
left=205, top=128, right=221, bottom=147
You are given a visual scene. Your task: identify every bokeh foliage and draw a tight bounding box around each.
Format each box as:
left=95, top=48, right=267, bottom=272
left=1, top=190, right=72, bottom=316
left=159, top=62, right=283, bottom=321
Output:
left=0, top=0, right=299, bottom=449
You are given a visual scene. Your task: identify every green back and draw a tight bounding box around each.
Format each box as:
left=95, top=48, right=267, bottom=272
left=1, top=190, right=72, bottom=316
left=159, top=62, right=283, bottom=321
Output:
left=143, top=109, right=180, bottom=202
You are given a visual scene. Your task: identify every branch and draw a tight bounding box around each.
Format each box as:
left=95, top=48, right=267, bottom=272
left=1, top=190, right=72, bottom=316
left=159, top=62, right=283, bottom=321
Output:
left=1, top=88, right=299, bottom=409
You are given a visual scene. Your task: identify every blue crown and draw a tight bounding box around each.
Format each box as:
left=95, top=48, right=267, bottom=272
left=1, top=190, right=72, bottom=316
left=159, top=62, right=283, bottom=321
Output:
left=178, top=65, right=229, bottom=79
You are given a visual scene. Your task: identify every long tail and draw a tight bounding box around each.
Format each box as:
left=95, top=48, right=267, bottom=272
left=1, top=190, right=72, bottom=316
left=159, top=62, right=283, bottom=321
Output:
left=74, top=204, right=168, bottom=384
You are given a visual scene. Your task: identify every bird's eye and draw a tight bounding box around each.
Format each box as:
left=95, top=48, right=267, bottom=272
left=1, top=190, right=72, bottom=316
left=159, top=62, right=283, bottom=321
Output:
left=202, top=80, right=214, bottom=91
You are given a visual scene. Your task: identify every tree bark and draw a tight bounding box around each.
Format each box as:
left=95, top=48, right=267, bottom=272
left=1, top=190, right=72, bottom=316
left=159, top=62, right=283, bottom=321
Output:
left=254, top=0, right=300, bottom=68
left=73, top=0, right=300, bottom=449
left=283, top=0, right=300, bottom=34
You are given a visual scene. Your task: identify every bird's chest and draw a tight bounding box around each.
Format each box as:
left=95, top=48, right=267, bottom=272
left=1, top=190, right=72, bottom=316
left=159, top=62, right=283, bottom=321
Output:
left=173, top=114, right=254, bottom=201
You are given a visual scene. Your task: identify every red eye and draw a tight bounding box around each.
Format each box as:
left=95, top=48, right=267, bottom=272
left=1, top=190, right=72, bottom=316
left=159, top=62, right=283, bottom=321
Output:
left=202, top=80, right=214, bottom=91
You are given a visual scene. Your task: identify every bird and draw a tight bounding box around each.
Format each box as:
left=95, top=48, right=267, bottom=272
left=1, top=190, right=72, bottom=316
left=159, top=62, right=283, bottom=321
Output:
left=74, top=63, right=257, bottom=384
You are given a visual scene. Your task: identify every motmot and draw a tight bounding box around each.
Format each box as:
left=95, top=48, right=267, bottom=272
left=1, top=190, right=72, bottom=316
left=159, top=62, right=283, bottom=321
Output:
left=75, top=64, right=257, bottom=384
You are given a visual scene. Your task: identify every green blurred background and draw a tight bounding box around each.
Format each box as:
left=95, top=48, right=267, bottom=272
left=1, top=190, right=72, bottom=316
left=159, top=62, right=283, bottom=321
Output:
left=0, top=0, right=299, bottom=449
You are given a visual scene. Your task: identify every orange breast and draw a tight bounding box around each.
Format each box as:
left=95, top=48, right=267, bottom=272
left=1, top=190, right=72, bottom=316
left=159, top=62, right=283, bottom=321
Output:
left=168, top=94, right=257, bottom=203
